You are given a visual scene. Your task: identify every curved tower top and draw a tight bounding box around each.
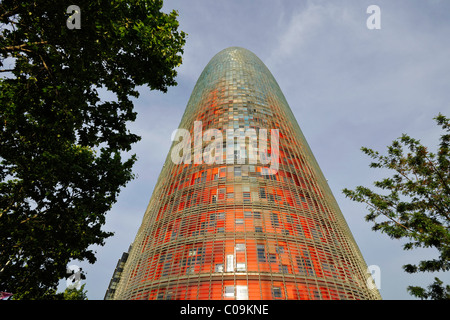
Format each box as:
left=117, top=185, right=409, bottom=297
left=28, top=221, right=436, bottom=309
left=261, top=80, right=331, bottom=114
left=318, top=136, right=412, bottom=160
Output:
left=110, top=47, right=381, bottom=300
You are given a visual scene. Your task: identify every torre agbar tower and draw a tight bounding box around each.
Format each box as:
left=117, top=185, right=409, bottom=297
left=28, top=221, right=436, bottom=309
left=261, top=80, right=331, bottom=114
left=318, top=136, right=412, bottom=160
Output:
left=111, top=47, right=381, bottom=300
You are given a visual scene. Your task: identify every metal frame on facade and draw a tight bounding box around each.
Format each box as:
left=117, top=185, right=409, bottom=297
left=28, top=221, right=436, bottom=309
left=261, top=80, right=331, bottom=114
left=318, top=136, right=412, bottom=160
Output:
left=111, top=47, right=381, bottom=300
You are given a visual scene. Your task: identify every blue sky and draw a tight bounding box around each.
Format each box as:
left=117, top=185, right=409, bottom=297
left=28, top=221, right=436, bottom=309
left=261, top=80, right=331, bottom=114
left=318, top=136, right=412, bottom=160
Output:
left=66, top=0, right=450, bottom=300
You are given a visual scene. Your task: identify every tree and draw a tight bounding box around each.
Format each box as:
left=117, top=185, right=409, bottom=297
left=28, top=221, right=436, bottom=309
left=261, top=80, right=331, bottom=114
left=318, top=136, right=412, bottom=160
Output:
left=0, top=0, right=186, bottom=299
left=343, top=114, right=450, bottom=300
left=63, top=283, right=88, bottom=300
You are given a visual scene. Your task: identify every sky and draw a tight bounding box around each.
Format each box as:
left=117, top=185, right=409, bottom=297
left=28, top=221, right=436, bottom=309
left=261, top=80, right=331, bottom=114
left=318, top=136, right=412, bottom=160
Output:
left=62, top=0, right=450, bottom=300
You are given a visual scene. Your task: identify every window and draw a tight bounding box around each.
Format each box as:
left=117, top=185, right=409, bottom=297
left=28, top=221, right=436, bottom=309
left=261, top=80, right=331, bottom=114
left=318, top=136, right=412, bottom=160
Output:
left=296, top=257, right=306, bottom=274
left=225, top=286, right=234, bottom=297
left=186, top=266, right=195, bottom=274
left=297, top=254, right=315, bottom=276
left=311, top=228, right=322, bottom=239
left=270, top=212, right=279, bottom=227
left=201, top=171, right=207, bottom=183
left=257, top=244, right=265, bottom=262
left=312, top=290, right=321, bottom=299
left=255, top=227, right=262, bottom=233
left=215, top=264, right=224, bottom=272
left=259, top=188, right=266, bottom=199
left=219, top=167, right=226, bottom=178
left=236, top=243, right=245, bottom=251
left=236, top=285, right=248, bottom=300
left=272, top=287, right=282, bottom=299
left=226, top=254, right=234, bottom=272
left=305, top=259, right=315, bottom=276
left=156, top=292, right=165, bottom=300
left=166, top=292, right=174, bottom=300
left=162, top=262, right=171, bottom=277
left=236, top=263, right=246, bottom=271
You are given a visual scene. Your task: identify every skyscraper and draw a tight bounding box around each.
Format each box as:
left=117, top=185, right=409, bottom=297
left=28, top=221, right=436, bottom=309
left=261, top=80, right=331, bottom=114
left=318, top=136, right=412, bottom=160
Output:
left=110, top=47, right=381, bottom=300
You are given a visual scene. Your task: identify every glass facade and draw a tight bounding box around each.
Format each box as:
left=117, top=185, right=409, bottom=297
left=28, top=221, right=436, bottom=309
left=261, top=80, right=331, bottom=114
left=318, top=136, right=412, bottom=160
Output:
left=111, top=47, right=381, bottom=300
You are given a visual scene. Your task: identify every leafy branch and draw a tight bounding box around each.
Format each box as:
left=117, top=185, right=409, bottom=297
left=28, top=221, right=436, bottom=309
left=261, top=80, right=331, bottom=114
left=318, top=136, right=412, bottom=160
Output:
left=0, top=0, right=186, bottom=299
left=343, top=113, right=450, bottom=299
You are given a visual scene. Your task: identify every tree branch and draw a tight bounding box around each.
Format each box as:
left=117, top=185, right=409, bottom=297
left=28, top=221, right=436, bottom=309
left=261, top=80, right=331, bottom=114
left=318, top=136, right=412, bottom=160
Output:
left=393, top=160, right=449, bottom=221
left=1, top=41, right=48, bottom=53
left=359, top=196, right=413, bottom=233
left=0, top=5, right=20, bottom=20
left=424, top=153, right=450, bottom=200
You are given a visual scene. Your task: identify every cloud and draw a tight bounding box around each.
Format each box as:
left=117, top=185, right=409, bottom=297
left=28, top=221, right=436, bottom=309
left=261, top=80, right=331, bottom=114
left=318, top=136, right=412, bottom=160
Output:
left=267, top=2, right=336, bottom=65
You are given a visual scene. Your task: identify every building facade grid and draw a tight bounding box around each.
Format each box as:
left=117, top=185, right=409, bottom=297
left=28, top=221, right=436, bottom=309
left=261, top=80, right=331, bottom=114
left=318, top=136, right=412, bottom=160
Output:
left=111, top=47, right=381, bottom=300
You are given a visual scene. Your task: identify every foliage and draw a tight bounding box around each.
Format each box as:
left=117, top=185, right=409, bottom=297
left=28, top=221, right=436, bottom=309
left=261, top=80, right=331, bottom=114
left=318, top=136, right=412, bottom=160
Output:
left=343, top=114, right=450, bottom=299
left=63, top=283, right=88, bottom=300
left=407, top=277, right=450, bottom=300
left=0, top=0, right=185, bottom=299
